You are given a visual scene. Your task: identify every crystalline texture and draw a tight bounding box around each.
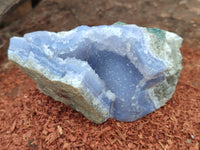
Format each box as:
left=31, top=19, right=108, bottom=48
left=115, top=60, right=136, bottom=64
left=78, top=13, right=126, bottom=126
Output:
left=8, top=22, right=183, bottom=124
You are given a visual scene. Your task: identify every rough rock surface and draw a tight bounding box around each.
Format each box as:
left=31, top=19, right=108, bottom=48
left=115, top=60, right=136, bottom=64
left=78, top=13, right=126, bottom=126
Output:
left=8, top=23, right=183, bottom=124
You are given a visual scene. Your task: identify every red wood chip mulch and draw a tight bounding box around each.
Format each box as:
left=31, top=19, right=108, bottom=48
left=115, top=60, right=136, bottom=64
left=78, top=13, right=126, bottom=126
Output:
left=0, top=43, right=200, bottom=149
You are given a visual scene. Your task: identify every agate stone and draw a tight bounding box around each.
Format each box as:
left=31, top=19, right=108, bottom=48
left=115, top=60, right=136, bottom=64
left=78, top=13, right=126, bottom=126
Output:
left=8, top=22, right=183, bottom=124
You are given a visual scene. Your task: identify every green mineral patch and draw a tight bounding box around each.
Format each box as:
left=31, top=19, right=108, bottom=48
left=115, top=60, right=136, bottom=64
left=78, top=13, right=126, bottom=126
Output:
left=147, top=28, right=165, bottom=41
left=147, top=27, right=166, bottom=49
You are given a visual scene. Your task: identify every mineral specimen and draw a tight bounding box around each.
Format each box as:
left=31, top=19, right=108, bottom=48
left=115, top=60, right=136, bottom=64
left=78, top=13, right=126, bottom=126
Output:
left=8, top=22, right=183, bottom=124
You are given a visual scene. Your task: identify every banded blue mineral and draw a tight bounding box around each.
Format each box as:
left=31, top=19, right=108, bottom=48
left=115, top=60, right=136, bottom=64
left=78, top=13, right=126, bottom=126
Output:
left=8, top=22, right=183, bottom=124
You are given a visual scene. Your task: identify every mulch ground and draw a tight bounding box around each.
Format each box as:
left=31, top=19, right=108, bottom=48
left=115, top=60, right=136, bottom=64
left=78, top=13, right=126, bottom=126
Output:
left=0, top=42, right=200, bottom=149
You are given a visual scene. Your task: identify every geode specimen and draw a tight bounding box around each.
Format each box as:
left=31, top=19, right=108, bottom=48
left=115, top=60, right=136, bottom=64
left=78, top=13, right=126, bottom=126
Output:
left=8, top=22, right=183, bottom=124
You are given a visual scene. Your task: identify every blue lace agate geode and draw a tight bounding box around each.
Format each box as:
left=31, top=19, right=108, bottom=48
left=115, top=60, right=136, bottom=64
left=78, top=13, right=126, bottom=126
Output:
left=8, top=22, right=183, bottom=124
